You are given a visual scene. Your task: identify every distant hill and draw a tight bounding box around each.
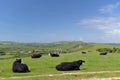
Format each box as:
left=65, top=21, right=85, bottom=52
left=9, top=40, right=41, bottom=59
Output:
left=0, top=41, right=89, bottom=55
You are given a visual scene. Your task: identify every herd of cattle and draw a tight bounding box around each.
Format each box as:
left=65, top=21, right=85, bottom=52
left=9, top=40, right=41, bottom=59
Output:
left=12, top=51, right=107, bottom=73
left=81, top=51, right=108, bottom=55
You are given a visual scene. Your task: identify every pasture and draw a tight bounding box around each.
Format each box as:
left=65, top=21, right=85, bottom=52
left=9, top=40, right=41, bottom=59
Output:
left=1, top=43, right=120, bottom=80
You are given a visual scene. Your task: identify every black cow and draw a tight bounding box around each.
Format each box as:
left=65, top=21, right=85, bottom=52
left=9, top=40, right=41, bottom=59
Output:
left=49, top=53, right=59, bottom=57
left=56, top=60, right=85, bottom=71
left=31, top=54, right=42, bottom=58
left=100, top=52, right=108, bottom=55
left=81, top=51, right=86, bottom=54
left=12, top=59, right=30, bottom=73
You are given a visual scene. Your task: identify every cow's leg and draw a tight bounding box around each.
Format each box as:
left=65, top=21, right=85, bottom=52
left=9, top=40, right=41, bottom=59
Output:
left=23, top=64, right=30, bottom=72
left=74, top=67, right=80, bottom=70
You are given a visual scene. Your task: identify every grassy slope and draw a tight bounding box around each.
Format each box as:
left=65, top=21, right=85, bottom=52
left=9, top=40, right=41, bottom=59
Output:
left=1, top=43, right=120, bottom=79
left=0, top=41, right=88, bottom=52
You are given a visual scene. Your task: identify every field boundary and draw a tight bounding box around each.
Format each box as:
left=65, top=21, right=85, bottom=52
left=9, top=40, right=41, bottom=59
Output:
left=3, top=70, right=120, bottom=79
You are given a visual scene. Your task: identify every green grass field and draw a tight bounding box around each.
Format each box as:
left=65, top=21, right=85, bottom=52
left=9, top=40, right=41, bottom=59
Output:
left=1, top=43, right=120, bottom=80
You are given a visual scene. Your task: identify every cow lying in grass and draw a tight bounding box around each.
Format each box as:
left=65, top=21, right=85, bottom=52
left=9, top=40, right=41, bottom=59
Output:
left=49, top=53, right=59, bottom=57
left=12, top=59, right=30, bottom=73
left=31, top=54, right=42, bottom=58
left=56, top=60, right=85, bottom=71
left=81, top=51, right=86, bottom=54
left=100, top=52, right=108, bottom=55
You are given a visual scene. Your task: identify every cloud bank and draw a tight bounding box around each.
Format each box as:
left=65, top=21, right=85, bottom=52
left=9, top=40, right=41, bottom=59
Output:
left=80, top=16, right=120, bottom=37
left=99, top=2, right=120, bottom=14
left=79, top=2, right=120, bottom=43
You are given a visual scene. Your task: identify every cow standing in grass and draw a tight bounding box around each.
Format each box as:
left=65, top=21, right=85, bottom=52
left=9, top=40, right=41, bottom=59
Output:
left=12, top=59, right=30, bottom=73
left=56, top=60, right=85, bottom=71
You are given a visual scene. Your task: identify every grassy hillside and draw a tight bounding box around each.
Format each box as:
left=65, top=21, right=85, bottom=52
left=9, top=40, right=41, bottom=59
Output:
left=1, top=42, right=120, bottom=79
left=1, top=50, right=120, bottom=80
left=0, top=41, right=88, bottom=49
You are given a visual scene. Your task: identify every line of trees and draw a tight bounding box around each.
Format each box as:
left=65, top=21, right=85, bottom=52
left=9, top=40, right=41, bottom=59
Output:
left=96, top=47, right=120, bottom=53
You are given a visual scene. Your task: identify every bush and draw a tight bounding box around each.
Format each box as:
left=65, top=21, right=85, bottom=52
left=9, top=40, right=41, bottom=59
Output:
left=96, top=47, right=120, bottom=53
left=0, top=51, right=6, bottom=55
left=96, top=48, right=112, bottom=52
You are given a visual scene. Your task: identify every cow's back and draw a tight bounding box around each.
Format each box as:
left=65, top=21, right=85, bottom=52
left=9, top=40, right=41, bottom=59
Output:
left=56, top=62, right=74, bottom=71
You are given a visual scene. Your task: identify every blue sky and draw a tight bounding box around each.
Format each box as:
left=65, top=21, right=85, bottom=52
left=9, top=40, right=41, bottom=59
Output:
left=0, top=0, right=120, bottom=43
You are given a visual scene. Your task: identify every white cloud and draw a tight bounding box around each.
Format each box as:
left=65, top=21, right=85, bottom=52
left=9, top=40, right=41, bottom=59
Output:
left=99, top=2, right=120, bottom=14
left=79, top=16, right=120, bottom=38
left=78, top=2, right=120, bottom=43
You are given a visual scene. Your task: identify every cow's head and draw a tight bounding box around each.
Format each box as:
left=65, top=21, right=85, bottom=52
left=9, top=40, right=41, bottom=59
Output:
left=76, top=60, right=85, bottom=65
left=16, top=59, right=22, bottom=63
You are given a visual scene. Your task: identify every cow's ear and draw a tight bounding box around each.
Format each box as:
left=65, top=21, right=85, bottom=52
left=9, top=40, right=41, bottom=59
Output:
left=16, top=59, right=22, bottom=63
left=77, top=60, right=85, bottom=64
left=16, top=59, right=20, bottom=61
